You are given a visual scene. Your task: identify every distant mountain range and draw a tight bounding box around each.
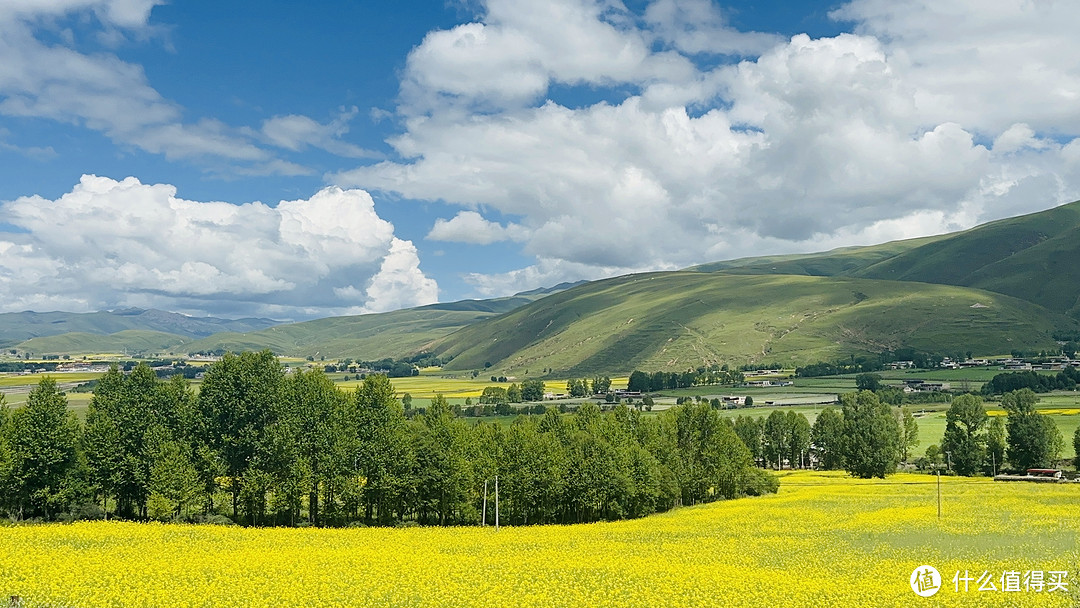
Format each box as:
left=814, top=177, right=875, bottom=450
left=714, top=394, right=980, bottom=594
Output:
left=0, top=308, right=277, bottom=351
left=4, top=202, right=1079, bottom=373
left=2, top=288, right=581, bottom=359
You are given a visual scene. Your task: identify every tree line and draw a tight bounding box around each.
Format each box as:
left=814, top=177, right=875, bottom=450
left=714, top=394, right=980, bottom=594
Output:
left=627, top=367, right=745, bottom=393
left=935, top=390, right=1074, bottom=475
left=980, top=368, right=1080, bottom=396
left=0, top=351, right=776, bottom=526
left=730, top=390, right=920, bottom=478
left=730, top=387, right=1076, bottom=479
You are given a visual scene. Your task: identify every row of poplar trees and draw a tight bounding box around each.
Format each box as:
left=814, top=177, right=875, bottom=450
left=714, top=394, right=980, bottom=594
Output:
left=0, top=351, right=776, bottom=526
left=731, top=390, right=920, bottom=478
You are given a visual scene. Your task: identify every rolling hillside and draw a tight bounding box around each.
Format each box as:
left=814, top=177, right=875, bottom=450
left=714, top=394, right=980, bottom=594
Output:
left=689, top=234, right=946, bottom=276
left=432, top=272, right=1075, bottom=376
left=0, top=308, right=277, bottom=349
left=16, top=330, right=189, bottom=356
left=172, top=295, right=551, bottom=359
left=690, top=200, right=1080, bottom=318
left=852, top=200, right=1080, bottom=316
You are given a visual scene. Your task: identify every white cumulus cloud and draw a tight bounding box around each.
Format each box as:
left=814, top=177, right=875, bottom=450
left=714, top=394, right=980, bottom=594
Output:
left=427, top=211, right=527, bottom=244
left=336, top=0, right=1080, bottom=297
left=0, top=175, right=438, bottom=318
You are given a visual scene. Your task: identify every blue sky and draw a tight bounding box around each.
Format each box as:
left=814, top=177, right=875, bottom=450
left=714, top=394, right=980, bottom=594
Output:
left=2, top=0, right=1079, bottom=320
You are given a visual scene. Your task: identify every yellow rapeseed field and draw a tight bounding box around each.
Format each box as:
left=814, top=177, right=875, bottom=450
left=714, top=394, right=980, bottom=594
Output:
left=333, top=375, right=630, bottom=400
left=1, top=471, right=1077, bottom=607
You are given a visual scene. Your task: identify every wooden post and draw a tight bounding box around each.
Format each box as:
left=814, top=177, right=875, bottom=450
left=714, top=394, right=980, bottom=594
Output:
left=495, top=475, right=500, bottom=532
left=482, top=479, right=488, bottom=527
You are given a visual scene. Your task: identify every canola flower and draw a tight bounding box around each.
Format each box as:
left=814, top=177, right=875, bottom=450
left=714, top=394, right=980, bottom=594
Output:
left=1, top=471, right=1077, bottom=607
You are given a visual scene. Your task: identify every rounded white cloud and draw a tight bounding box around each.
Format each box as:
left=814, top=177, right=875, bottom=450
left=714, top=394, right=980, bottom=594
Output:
left=0, top=175, right=438, bottom=317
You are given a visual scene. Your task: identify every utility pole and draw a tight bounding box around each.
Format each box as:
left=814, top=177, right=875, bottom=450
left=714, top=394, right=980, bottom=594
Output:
left=482, top=480, right=488, bottom=527
left=495, top=475, right=500, bottom=532
left=937, top=468, right=942, bottom=519
left=992, top=453, right=996, bottom=477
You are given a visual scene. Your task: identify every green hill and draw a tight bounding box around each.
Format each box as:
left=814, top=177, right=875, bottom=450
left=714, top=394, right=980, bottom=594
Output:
left=689, top=234, right=946, bottom=276
left=16, top=330, right=189, bottom=356
left=689, top=200, right=1080, bottom=318
left=853, top=200, right=1080, bottom=317
left=173, top=296, right=544, bottom=359
left=432, top=272, right=1075, bottom=376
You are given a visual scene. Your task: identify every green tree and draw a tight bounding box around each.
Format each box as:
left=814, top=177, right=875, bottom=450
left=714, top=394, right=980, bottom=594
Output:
left=278, top=368, right=347, bottom=525
left=0, top=394, right=14, bottom=516
left=195, top=350, right=283, bottom=523
left=733, top=415, right=762, bottom=465
left=521, top=379, right=545, bottom=402
left=665, top=402, right=757, bottom=503
left=924, top=444, right=944, bottom=469
left=83, top=363, right=184, bottom=519
left=480, top=386, right=509, bottom=405
left=1074, top=426, right=1080, bottom=471
left=567, top=379, right=588, bottom=398
left=940, top=394, right=987, bottom=476
left=786, top=411, right=811, bottom=469
left=146, top=438, right=201, bottom=521
left=507, top=383, right=522, bottom=403
left=762, top=410, right=788, bottom=469
left=811, top=408, right=844, bottom=470
left=1003, top=389, right=1062, bottom=470
left=855, top=373, right=882, bottom=392
left=413, top=394, right=474, bottom=525
left=592, top=376, right=612, bottom=394
left=900, top=408, right=919, bottom=463
left=840, top=390, right=900, bottom=479
left=83, top=366, right=125, bottom=517
left=985, top=416, right=1006, bottom=475
left=7, top=377, right=83, bottom=519
left=351, top=374, right=412, bottom=524
left=627, top=371, right=649, bottom=393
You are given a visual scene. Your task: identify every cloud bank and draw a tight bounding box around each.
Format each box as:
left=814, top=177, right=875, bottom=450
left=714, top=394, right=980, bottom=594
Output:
left=336, top=0, right=1080, bottom=296
left=0, top=175, right=437, bottom=318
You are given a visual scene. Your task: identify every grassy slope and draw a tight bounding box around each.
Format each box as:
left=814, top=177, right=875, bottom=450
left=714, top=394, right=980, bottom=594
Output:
left=7, top=296, right=538, bottom=360
left=174, top=298, right=536, bottom=359
left=433, top=272, right=1075, bottom=376
left=850, top=200, right=1080, bottom=315
left=688, top=200, right=1080, bottom=318
left=689, top=234, right=946, bottom=276
left=15, top=330, right=189, bottom=356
